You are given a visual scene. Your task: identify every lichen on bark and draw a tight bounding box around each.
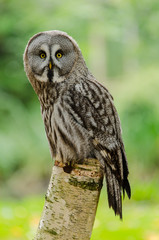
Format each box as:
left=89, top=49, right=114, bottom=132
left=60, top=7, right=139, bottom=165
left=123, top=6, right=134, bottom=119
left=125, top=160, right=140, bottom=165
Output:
left=34, top=158, right=103, bottom=240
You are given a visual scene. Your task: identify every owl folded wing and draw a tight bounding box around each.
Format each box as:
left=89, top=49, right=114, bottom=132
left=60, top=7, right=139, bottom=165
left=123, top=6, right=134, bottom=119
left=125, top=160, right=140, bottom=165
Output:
left=63, top=80, right=131, bottom=218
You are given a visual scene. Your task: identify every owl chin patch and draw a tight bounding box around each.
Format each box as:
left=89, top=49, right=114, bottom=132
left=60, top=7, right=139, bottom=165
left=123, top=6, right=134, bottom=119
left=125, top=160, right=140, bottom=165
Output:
left=34, top=69, right=48, bottom=82
left=52, top=68, right=65, bottom=83
left=47, top=68, right=54, bottom=82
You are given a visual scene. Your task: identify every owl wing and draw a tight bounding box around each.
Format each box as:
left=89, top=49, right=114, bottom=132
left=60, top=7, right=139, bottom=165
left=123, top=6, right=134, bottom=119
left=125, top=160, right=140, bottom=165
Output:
left=63, top=78, right=131, bottom=218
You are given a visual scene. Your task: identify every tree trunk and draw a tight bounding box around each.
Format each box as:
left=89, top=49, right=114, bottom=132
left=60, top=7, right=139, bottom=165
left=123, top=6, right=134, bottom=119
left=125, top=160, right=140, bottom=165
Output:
left=34, top=158, right=103, bottom=240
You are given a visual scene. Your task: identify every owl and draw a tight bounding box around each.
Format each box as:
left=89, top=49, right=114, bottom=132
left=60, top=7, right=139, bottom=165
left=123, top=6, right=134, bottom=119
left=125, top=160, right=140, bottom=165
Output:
left=23, top=30, right=131, bottom=219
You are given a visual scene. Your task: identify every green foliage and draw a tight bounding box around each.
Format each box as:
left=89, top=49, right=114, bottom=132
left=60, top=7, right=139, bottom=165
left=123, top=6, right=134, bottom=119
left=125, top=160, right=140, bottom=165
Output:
left=0, top=197, right=44, bottom=240
left=1, top=185, right=159, bottom=240
left=110, top=67, right=159, bottom=169
left=0, top=0, right=159, bottom=213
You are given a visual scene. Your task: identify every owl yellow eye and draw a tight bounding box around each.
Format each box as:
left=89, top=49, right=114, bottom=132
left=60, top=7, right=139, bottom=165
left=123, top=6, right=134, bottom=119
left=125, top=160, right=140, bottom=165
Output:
left=56, top=52, right=63, bottom=59
left=40, top=52, right=46, bottom=59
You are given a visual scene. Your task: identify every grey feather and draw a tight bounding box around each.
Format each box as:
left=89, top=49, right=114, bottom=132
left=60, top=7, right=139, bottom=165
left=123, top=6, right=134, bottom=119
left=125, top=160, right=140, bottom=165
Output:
left=23, top=30, right=131, bottom=218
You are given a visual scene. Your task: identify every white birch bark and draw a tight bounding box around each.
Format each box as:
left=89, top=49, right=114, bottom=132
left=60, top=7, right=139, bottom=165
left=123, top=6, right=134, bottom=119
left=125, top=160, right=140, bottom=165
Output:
left=34, top=158, right=103, bottom=240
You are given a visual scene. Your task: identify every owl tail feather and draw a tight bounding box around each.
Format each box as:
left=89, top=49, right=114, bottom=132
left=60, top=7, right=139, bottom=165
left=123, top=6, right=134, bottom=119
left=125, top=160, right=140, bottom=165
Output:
left=123, top=178, right=131, bottom=199
left=121, top=149, right=131, bottom=199
left=105, top=165, right=122, bottom=219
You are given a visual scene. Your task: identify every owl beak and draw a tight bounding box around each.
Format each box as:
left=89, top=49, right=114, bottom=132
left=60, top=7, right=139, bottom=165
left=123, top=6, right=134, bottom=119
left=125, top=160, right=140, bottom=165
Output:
left=49, top=61, right=53, bottom=70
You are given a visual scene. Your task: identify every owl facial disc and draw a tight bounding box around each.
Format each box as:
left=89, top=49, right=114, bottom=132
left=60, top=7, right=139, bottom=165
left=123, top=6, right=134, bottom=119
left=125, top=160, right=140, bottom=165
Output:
left=25, top=32, right=78, bottom=83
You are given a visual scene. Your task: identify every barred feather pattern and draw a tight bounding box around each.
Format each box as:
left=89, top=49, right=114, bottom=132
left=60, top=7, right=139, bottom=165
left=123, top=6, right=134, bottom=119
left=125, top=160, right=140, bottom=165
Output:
left=24, top=31, right=131, bottom=218
left=36, top=70, right=131, bottom=219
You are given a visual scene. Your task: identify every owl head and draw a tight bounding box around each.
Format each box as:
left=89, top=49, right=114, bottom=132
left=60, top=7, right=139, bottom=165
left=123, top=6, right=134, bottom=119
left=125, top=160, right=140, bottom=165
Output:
left=24, top=30, right=86, bottom=87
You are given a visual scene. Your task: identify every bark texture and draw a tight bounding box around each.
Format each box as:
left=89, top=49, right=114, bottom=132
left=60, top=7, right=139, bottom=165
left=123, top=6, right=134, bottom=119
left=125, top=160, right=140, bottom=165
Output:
left=34, top=158, right=103, bottom=240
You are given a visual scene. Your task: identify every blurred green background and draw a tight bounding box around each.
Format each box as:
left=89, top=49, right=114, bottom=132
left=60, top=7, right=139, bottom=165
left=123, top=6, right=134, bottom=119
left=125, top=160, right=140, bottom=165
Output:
left=0, top=0, right=159, bottom=239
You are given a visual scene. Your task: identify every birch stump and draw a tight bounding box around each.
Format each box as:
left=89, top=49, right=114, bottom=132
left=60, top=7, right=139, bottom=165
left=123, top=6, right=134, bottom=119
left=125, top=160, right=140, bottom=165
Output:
left=34, top=158, right=103, bottom=240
